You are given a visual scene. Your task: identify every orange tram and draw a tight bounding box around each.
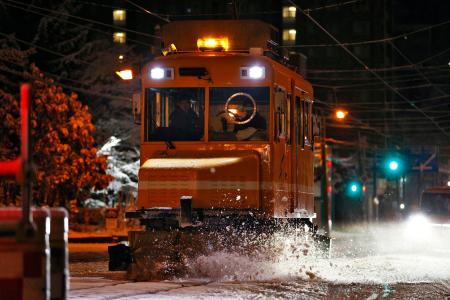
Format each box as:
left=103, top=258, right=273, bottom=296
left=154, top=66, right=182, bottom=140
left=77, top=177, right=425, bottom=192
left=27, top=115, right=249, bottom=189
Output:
left=115, top=20, right=331, bottom=275
left=116, top=20, right=329, bottom=278
left=126, top=20, right=319, bottom=231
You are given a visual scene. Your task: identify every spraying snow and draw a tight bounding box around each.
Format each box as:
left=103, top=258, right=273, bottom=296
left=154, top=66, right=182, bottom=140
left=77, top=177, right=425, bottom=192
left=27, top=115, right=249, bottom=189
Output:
left=185, top=222, right=450, bottom=284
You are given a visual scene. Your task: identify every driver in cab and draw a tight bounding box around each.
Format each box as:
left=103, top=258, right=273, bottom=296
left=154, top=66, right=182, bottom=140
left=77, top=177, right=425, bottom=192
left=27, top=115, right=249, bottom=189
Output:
left=169, top=96, right=202, bottom=140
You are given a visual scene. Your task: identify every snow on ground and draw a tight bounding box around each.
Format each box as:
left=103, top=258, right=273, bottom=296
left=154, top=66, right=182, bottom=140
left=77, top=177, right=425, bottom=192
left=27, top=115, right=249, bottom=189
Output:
left=185, top=222, right=450, bottom=284
left=69, top=222, right=450, bottom=299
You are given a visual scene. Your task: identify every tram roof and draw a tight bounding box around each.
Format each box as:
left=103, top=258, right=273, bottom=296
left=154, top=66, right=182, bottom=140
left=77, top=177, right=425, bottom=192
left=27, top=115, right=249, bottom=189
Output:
left=160, top=20, right=278, bottom=52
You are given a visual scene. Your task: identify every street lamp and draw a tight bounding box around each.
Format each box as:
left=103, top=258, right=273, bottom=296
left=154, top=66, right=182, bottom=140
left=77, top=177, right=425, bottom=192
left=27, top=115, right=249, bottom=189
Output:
left=115, top=69, right=133, bottom=80
left=115, top=67, right=140, bottom=123
left=335, top=109, right=348, bottom=120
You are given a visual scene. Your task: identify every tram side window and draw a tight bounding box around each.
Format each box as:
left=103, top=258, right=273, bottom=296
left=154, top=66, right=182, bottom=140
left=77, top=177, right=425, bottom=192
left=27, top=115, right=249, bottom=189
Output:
left=295, top=96, right=304, bottom=148
left=303, top=98, right=311, bottom=146
left=209, top=87, right=269, bottom=141
left=144, top=88, right=204, bottom=141
left=275, top=90, right=290, bottom=143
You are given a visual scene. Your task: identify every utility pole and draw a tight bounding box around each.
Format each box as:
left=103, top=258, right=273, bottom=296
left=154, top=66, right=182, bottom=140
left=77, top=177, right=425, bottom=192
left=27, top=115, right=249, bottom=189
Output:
left=320, top=113, right=331, bottom=235
left=371, top=151, right=377, bottom=222
left=231, top=0, right=239, bottom=19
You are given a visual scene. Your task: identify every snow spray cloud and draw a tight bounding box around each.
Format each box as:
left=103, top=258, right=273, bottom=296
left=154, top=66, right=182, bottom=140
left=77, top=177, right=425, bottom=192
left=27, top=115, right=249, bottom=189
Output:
left=185, top=222, right=450, bottom=284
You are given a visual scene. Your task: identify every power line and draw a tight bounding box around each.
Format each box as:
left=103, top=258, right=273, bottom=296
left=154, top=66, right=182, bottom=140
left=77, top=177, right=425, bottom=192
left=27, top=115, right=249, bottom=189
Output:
left=304, top=0, right=363, bottom=12
left=313, top=82, right=450, bottom=92
left=307, top=63, right=449, bottom=74
left=0, top=64, right=131, bottom=102
left=307, top=68, right=450, bottom=81
left=0, top=32, right=92, bottom=66
left=71, top=0, right=145, bottom=15
left=123, top=0, right=170, bottom=23
left=288, top=0, right=450, bottom=137
left=389, top=40, right=450, bottom=109
left=284, top=18, right=450, bottom=48
left=314, top=74, right=450, bottom=90
left=6, top=0, right=161, bottom=39
left=0, top=1, right=154, bottom=49
left=314, top=98, right=390, bottom=138
left=0, top=52, right=133, bottom=98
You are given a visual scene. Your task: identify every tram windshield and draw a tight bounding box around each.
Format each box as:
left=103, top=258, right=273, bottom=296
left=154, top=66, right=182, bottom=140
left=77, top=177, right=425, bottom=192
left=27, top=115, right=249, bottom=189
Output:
left=209, top=87, right=269, bottom=141
left=144, top=88, right=204, bottom=141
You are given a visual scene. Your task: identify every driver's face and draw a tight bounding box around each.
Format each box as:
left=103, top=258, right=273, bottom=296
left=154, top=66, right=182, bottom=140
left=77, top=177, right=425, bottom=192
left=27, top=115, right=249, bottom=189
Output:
left=177, top=99, right=190, bottom=111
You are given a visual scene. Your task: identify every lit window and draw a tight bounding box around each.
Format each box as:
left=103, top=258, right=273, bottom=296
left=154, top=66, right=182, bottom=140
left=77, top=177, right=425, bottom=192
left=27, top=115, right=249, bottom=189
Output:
left=113, top=10, right=126, bottom=23
left=283, top=29, right=296, bottom=43
left=282, top=6, right=296, bottom=19
left=113, top=32, right=126, bottom=44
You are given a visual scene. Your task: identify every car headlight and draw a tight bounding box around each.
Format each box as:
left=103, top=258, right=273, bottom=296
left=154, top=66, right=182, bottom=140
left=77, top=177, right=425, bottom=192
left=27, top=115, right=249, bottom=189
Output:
left=408, top=214, right=430, bottom=226
left=405, top=213, right=431, bottom=238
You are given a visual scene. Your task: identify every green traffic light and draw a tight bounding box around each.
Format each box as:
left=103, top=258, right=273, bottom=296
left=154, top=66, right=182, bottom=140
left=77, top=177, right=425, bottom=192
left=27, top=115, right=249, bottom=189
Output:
left=346, top=181, right=361, bottom=198
left=384, top=153, right=403, bottom=175
left=389, top=160, right=399, bottom=171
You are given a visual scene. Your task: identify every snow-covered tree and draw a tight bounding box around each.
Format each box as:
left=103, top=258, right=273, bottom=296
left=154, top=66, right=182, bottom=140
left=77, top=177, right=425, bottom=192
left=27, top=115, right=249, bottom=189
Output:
left=0, top=65, right=112, bottom=207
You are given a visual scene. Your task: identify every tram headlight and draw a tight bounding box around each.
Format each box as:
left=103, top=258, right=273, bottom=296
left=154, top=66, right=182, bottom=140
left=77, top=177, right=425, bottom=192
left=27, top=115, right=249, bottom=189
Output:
left=249, top=66, right=265, bottom=79
left=150, top=67, right=164, bottom=79
left=149, top=67, right=174, bottom=80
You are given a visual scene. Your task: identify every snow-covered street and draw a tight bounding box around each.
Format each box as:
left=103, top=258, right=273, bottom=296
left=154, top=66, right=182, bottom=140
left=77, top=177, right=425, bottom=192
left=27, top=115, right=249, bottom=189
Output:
left=69, top=223, right=450, bottom=299
left=69, top=277, right=450, bottom=299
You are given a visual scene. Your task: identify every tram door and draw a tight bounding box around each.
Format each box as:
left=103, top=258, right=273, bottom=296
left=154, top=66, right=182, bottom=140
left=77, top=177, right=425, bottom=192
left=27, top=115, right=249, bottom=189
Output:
left=295, top=92, right=314, bottom=213
left=273, top=88, right=291, bottom=217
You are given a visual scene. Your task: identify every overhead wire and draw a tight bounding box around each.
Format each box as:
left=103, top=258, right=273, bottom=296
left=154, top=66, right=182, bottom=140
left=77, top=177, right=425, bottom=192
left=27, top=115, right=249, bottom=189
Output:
left=0, top=50, right=135, bottom=98
left=304, top=0, right=363, bottom=12
left=0, top=32, right=92, bottom=66
left=284, top=18, right=450, bottom=48
left=1, top=0, right=160, bottom=48
left=310, top=73, right=450, bottom=89
left=307, top=68, right=450, bottom=81
left=313, top=82, right=450, bottom=92
left=123, top=0, right=170, bottom=23
left=313, top=98, right=390, bottom=138
left=307, top=63, right=449, bottom=74
left=5, top=0, right=161, bottom=39
left=0, top=63, right=131, bottom=102
left=0, top=1, right=153, bottom=48
left=389, top=40, right=450, bottom=111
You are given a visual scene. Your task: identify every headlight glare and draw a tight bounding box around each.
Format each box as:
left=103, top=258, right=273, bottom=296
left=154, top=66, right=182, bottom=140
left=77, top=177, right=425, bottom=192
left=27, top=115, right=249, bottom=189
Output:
left=150, top=67, right=165, bottom=79
left=249, top=66, right=264, bottom=79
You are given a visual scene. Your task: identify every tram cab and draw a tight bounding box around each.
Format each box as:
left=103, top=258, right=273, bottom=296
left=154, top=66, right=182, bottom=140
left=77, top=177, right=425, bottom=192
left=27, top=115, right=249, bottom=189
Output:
left=136, top=20, right=315, bottom=222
